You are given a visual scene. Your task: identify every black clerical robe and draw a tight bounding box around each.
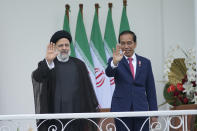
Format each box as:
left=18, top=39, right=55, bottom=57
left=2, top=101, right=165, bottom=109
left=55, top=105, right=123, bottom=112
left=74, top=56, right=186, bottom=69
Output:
left=32, top=57, right=99, bottom=131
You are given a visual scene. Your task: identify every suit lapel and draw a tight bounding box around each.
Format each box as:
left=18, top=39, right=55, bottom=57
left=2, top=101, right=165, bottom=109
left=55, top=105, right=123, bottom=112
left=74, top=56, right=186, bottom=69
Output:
left=121, top=55, right=142, bottom=80
left=121, top=56, right=134, bottom=79
left=135, top=54, right=142, bottom=80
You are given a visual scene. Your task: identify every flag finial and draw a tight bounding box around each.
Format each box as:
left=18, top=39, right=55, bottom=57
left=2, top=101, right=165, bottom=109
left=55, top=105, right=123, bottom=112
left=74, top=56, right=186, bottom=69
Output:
left=123, top=0, right=127, bottom=7
left=79, top=4, right=83, bottom=18
left=95, top=3, right=100, bottom=16
left=65, top=4, right=70, bottom=10
left=109, top=3, right=112, bottom=8
left=108, top=3, right=112, bottom=12
left=65, top=4, right=70, bottom=22
left=79, top=4, right=83, bottom=9
left=95, top=3, right=100, bottom=9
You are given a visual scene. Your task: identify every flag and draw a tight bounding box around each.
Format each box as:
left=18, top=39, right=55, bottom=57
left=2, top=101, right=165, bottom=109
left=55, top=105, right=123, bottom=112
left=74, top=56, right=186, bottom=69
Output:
left=104, top=6, right=117, bottom=94
left=63, top=8, right=76, bottom=57
left=90, top=8, right=112, bottom=108
left=75, top=9, right=96, bottom=88
left=119, top=6, right=130, bottom=34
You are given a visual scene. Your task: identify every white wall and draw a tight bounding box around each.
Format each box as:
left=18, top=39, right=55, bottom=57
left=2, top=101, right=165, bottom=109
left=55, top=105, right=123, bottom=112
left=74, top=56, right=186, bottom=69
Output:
left=163, top=0, right=195, bottom=53
left=195, top=0, right=197, bottom=66
left=0, top=0, right=195, bottom=114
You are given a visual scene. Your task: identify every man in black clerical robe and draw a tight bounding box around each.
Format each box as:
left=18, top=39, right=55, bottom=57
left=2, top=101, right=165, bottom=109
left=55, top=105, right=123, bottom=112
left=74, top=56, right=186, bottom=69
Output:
left=32, top=30, right=99, bottom=131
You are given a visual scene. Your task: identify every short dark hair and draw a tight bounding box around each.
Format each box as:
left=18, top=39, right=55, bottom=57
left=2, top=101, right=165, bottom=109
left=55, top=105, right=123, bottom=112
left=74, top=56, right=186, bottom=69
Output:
left=118, top=30, right=137, bottom=43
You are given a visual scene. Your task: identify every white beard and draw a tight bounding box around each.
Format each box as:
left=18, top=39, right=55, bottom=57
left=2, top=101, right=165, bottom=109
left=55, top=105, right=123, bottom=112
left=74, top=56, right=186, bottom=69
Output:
left=57, top=50, right=71, bottom=62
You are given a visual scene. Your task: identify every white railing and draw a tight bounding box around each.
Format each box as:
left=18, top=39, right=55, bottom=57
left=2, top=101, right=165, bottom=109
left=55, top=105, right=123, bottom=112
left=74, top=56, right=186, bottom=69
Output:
left=0, top=110, right=197, bottom=131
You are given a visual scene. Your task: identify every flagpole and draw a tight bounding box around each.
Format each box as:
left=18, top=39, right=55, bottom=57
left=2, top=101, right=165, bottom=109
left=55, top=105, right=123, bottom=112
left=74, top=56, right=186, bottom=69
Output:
left=109, top=3, right=112, bottom=12
left=95, top=3, right=99, bottom=17
left=123, top=0, right=127, bottom=8
left=90, top=3, right=112, bottom=108
left=119, top=0, right=130, bottom=33
left=79, top=4, right=83, bottom=19
left=65, top=4, right=70, bottom=23
left=64, top=4, right=76, bottom=57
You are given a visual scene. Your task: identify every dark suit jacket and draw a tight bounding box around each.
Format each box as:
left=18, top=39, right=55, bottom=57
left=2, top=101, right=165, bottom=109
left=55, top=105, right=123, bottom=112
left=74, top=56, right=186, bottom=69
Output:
left=105, top=54, right=158, bottom=112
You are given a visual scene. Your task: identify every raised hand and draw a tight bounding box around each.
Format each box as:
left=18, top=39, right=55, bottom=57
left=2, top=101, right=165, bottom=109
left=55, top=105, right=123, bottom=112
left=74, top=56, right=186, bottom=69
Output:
left=45, top=42, right=59, bottom=64
left=112, top=44, right=124, bottom=66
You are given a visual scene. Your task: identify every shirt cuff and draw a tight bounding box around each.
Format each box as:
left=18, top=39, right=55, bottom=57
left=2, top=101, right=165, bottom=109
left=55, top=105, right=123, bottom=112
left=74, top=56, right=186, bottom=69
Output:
left=45, top=59, right=55, bottom=70
left=111, top=60, right=118, bottom=68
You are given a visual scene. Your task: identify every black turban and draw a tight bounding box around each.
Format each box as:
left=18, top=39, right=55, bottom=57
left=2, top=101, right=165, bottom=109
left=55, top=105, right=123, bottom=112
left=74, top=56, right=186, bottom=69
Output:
left=50, top=30, right=72, bottom=44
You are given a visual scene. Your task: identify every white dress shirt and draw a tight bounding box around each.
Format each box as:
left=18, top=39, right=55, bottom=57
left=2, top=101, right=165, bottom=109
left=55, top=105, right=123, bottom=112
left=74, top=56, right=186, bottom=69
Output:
left=110, top=53, right=137, bottom=76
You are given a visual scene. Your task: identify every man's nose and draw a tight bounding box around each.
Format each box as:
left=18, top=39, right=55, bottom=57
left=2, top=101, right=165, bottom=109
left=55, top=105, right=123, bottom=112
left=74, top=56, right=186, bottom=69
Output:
left=125, top=44, right=129, bottom=48
left=62, top=45, right=66, bottom=49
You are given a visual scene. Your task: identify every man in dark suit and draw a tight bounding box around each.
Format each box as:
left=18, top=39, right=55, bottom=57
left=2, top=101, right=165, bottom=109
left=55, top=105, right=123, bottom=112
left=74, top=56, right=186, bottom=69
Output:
left=105, top=30, right=158, bottom=131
